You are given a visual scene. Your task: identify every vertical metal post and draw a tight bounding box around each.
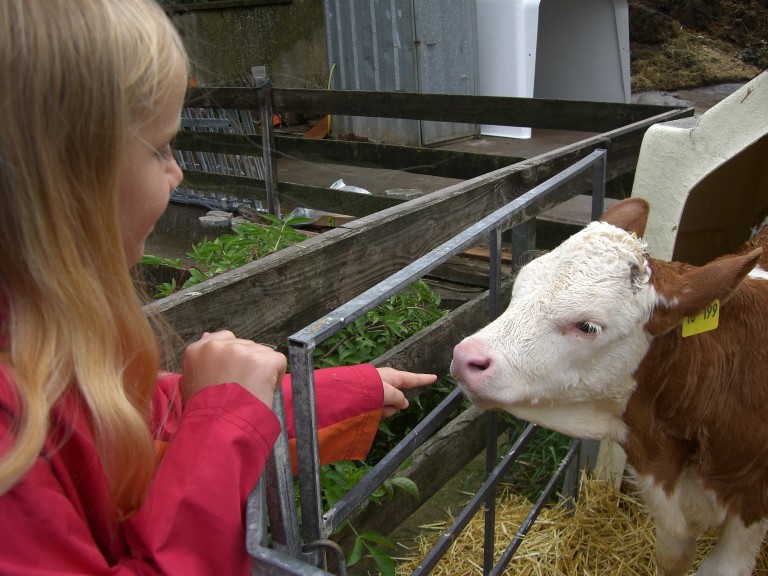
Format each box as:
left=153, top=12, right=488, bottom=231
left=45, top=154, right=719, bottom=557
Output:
left=262, top=385, right=303, bottom=557
left=560, top=439, right=582, bottom=509
left=288, top=338, right=325, bottom=568
left=510, top=219, right=537, bottom=272
left=483, top=410, right=498, bottom=576
left=483, top=226, right=504, bottom=574
left=591, top=149, right=607, bottom=221
left=252, top=65, right=282, bottom=218
left=246, top=479, right=268, bottom=576
left=488, top=227, right=503, bottom=320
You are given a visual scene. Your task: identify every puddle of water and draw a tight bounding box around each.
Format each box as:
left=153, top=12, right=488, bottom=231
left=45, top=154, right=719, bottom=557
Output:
left=144, top=203, right=213, bottom=262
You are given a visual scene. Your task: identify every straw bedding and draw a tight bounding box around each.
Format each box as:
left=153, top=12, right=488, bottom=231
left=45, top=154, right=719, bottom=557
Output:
left=396, top=475, right=768, bottom=575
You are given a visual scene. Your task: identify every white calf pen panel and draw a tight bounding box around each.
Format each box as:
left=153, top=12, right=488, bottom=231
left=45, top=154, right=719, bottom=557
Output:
left=631, top=71, right=768, bottom=264
left=476, top=0, right=630, bottom=139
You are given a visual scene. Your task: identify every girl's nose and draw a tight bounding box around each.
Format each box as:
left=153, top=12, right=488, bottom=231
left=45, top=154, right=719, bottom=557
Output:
left=169, top=158, right=183, bottom=190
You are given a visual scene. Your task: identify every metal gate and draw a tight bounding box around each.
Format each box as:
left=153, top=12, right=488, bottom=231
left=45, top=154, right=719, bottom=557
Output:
left=247, top=149, right=608, bottom=575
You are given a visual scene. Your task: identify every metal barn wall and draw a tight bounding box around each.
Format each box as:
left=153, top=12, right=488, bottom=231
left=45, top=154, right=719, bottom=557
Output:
left=324, top=0, right=478, bottom=146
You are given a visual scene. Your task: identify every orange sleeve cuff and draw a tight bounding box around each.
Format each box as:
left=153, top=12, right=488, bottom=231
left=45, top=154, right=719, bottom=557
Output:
left=288, top=407, right=382, bottom=475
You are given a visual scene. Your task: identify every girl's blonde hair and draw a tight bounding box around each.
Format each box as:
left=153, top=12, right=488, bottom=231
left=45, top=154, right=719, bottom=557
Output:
left=0, top=0, right=187, bottom=516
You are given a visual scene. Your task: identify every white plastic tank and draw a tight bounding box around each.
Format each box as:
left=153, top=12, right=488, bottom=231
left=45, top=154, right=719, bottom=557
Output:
left=477, top=0, right=630, bottom=139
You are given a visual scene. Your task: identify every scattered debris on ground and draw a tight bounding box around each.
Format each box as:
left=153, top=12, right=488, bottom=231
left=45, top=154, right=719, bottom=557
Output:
left=630, top=0, right=767, bottom=91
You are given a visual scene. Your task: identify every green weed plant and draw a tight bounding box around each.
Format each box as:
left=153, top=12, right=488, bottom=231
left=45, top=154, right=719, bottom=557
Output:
left=142, top=214, right=450, bottom=575
left=141, top=213, right=311, bottom=297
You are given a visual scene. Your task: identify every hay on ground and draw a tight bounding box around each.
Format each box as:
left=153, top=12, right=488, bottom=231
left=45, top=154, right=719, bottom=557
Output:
left=396, top=476, right=768, bottom=575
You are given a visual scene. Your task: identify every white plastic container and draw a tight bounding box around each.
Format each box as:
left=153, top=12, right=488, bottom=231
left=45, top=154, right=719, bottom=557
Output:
left=477, top=0, right=630, bottom=139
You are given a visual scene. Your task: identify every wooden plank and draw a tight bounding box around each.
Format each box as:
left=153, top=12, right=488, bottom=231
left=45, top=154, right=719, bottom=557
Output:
left=163, top=0, right=290, bottom=14
left=372, top=279, right=513, bottom=375
left=180, top=170, right=402, bottom=217
left=332, top=406, right=491, bottom=558
left=273, top=137, right=520, bottom=181
left=461, top=247, right=514, bottom=265
left=146, top=174, right=515, bottom=367
left=146, top=109, right=692, bottom=364
left=173, top=131, right=519, bottom=180
left=329, top=287, right=513, bottom=549
left=185, top=87, right=693, bottom=134
left=144, top=148, right=574, bottom=358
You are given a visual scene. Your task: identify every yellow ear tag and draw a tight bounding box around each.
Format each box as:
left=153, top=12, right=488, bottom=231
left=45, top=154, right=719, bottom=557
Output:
left=682, top=299, right=720, bottom=337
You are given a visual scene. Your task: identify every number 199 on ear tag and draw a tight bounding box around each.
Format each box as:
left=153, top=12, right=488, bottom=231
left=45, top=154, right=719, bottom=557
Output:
left=682, top=299, right=720, bottom=337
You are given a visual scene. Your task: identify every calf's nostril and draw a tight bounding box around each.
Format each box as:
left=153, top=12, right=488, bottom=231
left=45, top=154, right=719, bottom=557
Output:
left=451, top=340, right=493, bottom=386
left=469, top=357, right=491, bottom=372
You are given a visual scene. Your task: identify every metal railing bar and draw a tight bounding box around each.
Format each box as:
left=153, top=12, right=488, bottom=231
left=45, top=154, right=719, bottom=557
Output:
left=252, top=66, right=281, bottom=217
left=263, top=385, right=303, bottom=557
left=249, top=546, right=337, bottom=576
left=591, top=153, right=607, bottom=221
left=483, top=411, right=499, bottom=576
left=488, top=227, right=503, bottom=322
left=247, top=480, right=334, bottom=576
left=288, top=149, right=607, bottom=348
left=287, top=342, right=325, bottom=567
left=410, top=423, right=540, bottom=576
left=323, top=388, right=465, bottom=531
left=483, top=226, right=504, bottom=575
left=285, top=148, right=607, bottom=570
left=487, top=440, right=581, bottom=576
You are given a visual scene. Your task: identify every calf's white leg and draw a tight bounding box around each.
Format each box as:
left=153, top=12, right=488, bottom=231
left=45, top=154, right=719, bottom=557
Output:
left=694, top=515, right=768, bottom=576
left=636, top=472, right=723, bottom=576
left=655, top=525, right=696, bottom=576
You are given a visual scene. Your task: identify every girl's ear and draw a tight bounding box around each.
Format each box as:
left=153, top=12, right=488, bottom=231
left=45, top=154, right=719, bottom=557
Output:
left=600, top=198, right=650, bottom=237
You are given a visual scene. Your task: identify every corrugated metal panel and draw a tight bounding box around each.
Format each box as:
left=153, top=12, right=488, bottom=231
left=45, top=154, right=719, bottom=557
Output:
left=324, top=0, right=477, bottom=146
left=414, top=0, right=477, bottom=145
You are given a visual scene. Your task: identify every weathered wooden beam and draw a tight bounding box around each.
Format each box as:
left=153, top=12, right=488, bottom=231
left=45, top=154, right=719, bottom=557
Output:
left=173, top=131, right=519, bottom=180
left=327, top=285, right=513, bottom=552
left=180, top=170, right=402, bottom=217
left=372, top=278, right=513, bottom=375
left=164, top=0, right=290, bottom=14
left=275, top=137, right=519, bottom=181
left=147, top=149, right=578, bottom=356
left=146, top=108, right=692, bottom=366
left=185, top=87, right=692, bottom=133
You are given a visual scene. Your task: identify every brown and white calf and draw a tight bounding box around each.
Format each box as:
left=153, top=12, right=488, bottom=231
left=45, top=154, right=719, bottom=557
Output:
left=451, top=198, right=768, bottom=576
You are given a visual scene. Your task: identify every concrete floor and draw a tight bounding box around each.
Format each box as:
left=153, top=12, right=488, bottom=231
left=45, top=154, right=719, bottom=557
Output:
left=276, top=127, right=599, bottom=198
left=275, top=83, right=742, bottom=226
left=146, top=83, right=743, bottom=261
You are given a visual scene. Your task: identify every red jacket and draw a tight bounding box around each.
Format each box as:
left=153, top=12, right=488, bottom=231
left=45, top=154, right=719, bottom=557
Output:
left=0, top=364, right=383, bottom=575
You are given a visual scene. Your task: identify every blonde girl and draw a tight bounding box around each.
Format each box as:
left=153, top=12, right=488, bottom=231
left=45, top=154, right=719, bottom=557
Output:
left=0, top=1, right=435, bottom=573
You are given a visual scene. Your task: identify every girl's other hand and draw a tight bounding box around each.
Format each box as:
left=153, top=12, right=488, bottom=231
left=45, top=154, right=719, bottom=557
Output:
left=181, top=330, right=287, bottom=407
left=377, top=367, right=437, bottom=417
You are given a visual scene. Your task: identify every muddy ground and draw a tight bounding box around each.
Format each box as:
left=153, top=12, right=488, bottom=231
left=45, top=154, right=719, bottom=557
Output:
left=630, top=0, right=767, bottom=91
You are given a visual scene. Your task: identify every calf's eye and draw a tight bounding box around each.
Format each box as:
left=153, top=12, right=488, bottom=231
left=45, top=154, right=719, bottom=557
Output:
left=577, top=321, right=599, bottom=335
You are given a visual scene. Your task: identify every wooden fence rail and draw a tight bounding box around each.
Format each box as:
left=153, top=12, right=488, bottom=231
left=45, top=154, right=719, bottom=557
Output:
left=142, top=88, right=694, bottom=571
left=146, top=87, right=692, bottom=369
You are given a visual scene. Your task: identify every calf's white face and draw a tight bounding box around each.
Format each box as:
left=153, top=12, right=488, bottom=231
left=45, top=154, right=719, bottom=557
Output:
left=450, top=221, right=657, bottom=441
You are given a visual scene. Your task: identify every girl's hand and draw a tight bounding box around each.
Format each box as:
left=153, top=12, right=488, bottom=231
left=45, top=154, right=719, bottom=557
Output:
left=181, top=330, right=287, bottom=407
left=377, top=367, right=437, bottom=417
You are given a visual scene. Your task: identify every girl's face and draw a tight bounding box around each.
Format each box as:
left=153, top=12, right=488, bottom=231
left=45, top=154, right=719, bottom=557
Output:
left=118, top=65, right=186, bottom=266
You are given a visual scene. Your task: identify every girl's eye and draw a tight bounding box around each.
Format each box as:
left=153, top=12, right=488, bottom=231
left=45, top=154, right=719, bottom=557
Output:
left=155, top=144, right=174, bottom=161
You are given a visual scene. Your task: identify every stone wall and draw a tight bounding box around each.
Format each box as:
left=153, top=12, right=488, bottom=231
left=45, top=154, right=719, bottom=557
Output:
left=168, top=0, right=328, bottom=89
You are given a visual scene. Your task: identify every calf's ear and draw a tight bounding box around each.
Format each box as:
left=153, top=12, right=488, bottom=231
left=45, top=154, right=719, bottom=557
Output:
left=647, top=248, right=762, bottom=335
left=600, top=198, right=650, bottom=237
